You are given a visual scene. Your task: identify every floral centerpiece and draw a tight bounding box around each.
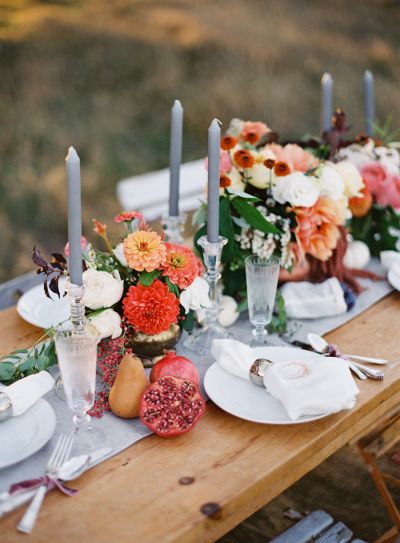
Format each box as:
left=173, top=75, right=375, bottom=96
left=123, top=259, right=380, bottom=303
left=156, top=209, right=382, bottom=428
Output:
left=194, top=118, right=366, bottom=324
left=336, top=136, right=400, bottom=255
left=0, top=212, right=210, bottom=387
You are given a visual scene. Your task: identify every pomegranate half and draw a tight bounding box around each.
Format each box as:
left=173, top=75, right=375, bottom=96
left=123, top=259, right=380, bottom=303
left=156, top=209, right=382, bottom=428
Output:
left=149, top=351, right=199, bottom=385
left=140, top=376, right=205, bottom=438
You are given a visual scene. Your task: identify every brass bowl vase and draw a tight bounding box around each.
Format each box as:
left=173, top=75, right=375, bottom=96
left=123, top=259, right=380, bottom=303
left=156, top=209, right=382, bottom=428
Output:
left=127, top=324, right=182, bottom=365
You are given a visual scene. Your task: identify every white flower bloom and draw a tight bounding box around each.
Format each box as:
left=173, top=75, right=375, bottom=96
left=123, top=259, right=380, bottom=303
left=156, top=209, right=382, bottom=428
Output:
left=272, top=172, right=319, bottom=207
left=89, top=309, right=122, bottom=340
left=247, top=163, right=271, bottom=190
left=112, top=243, right=128, bottom=267
left=221, top=167, right=245, bottom=195
left=333, top=161, right=364, bottom=198
left=83, top=269, right=124, bottom=310
left=336, top=142, right=374, bottom=169
left=318, top=164, right=345, bottom=200
left=180, top=276, right=211, bottom=314
left=227, top=118, right=245, bottom=137
left=375, top=147, right=400, bottom=175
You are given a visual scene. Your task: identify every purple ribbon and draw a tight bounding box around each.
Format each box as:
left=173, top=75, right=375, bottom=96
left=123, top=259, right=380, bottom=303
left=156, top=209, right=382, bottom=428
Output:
left=9, top=476, right=77, bottom=497
left=326, top=343, right=347, bottom=360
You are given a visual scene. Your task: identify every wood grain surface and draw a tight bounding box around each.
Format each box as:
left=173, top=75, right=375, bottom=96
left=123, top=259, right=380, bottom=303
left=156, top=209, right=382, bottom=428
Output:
left=1, top=292, right=400, bottom=543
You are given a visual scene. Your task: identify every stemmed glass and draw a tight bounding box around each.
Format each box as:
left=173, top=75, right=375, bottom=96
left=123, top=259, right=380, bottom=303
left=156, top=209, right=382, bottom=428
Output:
left=55, top=324, right=101, bottom=454
left=245, top=255, right=280, bottom=347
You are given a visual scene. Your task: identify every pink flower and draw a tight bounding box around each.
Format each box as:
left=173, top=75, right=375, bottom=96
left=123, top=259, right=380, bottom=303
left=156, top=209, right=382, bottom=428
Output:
left=241, top=121, right=270, bottom=144
left=375, top=174, right=400, bottom=210
left=64, top=236, right=88, bottom=257
left=267, top=143, right=318, bottom=173
left=360, top=162, right=388, bottom=195
left=114, top=211, right=147, bottom=229
left=204, top=150, right=232, bottom=175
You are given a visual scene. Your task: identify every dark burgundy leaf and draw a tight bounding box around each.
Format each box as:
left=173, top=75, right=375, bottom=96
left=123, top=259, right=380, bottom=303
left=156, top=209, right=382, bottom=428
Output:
left=51, top=253, right=67, bottom=264
left=48, top=276, right=61, bottom=298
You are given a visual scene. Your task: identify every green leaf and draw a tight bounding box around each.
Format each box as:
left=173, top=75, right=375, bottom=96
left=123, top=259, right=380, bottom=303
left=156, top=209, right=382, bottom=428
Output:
left=165, top=276, right=180, bottom=297
left=231, top=197, right=280, bottom=235
left=139, top=269, right=160, bottom=286
left=192, top=203, right=207, bottom=226
left=0, top=361, right=15, bottom=383
left=226, top=188, right=260, bottom=202
left=181, top=310, right=195, bottom=332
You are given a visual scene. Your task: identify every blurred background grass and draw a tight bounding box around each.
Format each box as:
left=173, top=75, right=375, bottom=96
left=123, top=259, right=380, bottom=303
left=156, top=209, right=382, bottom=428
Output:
left=0, top=0, right=399, bottom=282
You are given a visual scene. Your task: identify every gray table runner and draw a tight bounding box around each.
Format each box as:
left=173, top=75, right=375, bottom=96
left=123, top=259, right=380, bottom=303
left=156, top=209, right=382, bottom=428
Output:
left=0, top=258, right=394, bottom=492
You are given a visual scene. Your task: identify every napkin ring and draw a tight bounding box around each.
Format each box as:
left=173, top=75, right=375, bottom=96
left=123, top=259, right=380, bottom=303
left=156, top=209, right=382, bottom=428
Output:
left=249, top=358, right=274, bottom=387
left=0, top=392, right=13, bottom=422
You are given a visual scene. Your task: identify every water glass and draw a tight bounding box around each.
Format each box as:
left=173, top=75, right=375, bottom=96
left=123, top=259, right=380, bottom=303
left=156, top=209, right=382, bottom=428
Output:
left=55, top=325, right=100, bottom=449
left=245, top=255, right=280, bottom=346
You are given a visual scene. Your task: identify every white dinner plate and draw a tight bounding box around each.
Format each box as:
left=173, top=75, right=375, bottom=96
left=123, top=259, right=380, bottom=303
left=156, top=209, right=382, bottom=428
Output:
left=388, top=270, right=400, bottom=292
left=17, top=279, right=69, bottom=329
left=0, top=396, right=56, bottom=468
left=204, top=346, right=331, bottom=425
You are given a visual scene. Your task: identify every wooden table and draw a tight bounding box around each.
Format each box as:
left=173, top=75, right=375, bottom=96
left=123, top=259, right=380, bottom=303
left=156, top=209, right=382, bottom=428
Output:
left=1, top=293, right=400, bottom=543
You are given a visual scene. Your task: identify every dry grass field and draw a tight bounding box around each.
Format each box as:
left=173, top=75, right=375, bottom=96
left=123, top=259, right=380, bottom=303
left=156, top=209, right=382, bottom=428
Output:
left=0, top=0, right=399, bottom=281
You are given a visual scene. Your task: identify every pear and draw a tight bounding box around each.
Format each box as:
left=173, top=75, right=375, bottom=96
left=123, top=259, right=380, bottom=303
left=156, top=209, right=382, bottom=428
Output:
left=109, top=353, right=149, bottom=419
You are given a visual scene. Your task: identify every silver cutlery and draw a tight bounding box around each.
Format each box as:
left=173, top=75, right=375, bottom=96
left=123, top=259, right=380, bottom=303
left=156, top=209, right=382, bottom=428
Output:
left=350, top=361, right=384, bottom=381
left=308, top=333, right=388, bottom=365
left=17, top=434, right=74, bottom=534
left=0, top=447, right=112, bottom=519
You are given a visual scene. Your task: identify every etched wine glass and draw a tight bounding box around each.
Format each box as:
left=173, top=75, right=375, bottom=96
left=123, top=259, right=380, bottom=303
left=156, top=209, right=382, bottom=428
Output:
left=245, top=255, right=280, bottom=347
left=55, top=324, right=101, bottom=453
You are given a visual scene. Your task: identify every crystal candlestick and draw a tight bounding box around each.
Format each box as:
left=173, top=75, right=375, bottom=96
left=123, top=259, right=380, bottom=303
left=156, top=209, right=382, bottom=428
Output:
left=161, top=213, right=186, bottom=244
left=184, top=235, right=232, bottom=355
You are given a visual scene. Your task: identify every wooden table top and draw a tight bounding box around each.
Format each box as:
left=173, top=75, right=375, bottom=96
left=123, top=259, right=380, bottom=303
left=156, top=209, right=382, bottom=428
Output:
left=1, top=293, right=400, bottom=543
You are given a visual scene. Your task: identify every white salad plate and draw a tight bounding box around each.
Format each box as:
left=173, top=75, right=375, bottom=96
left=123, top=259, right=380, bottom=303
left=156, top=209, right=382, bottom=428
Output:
left=204, top=346, right=330, bottom=425
left=388, top=269, right=400, bottom=292
left=0, top=391, right=56, bottom=469
left=17, top=280, right=69, bottom=329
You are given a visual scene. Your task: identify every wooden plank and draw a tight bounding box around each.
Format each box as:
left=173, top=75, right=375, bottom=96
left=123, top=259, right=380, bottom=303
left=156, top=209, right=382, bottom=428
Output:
left=1, top=293, right=400, bottom=543
left=314, top=522, right=353, bottom=542
left=270, top=510, right=333, bottom=543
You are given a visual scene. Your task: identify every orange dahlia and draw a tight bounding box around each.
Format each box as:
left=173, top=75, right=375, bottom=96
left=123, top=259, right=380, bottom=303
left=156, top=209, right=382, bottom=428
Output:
left=123, top=280, right=179, bottom=335
left=234, top=150, right=255, bottom=169
left=123, top=230, right=167, bottom=272
left=162, top=243, right=199, bottom=289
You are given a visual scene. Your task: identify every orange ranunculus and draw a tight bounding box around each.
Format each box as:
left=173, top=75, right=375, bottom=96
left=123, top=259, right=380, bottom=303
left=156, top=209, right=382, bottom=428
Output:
left=241, top=121, right=270, bottom=144
left=263, top=158, right=275, bottom=169
left=220, top=136, right=237, bottom=150
left=122, top=280, right=179, bottom=335
left=234, top=149, right=255, bottom=169
left=293, top=197, right=345, bottom=261
left=123, top=230, right=167, bottom=272
left=266, top=143, right=318, bottom=173
left=274, top=161, right=291, bottom=177
left=349, top=187, right=373, bottom=218
left=219, top=174, right=232, bottom=188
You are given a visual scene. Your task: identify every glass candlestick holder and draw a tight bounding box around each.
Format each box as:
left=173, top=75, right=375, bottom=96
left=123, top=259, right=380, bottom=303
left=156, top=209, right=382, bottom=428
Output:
left=184, top=235, right=233, bottom=355
left=161, top=213, right=186, bottom=244
left=55, top=281, right=86, bottom=400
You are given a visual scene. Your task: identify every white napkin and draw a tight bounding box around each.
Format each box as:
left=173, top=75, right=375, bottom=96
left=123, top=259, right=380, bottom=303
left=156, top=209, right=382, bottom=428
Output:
left=211, top=339, right=359, bottom=421
left=5, top=371, right=54, bottom=416
left=281, top=277, right=347, bottom=319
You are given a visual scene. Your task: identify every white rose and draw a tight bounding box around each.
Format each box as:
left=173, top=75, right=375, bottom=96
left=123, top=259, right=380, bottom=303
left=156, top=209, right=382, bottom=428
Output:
left=180, top=276, right=211, bottom=314
left=375, top=147, right=400, bottom=175
left=218, top=296, right=239, bottom=327
left=318, top=164, right=345, bottom=200
left=113, top=243, right=128, bottom=267
left=227, top=118, right=245, bottom=137
left=83, top=269, right=124, bottom=310
left=89, top=309, right=122, bottom=340
left=336, top=142, right=374, bottom=169
left=247, top=163, right=271, bottom=190
left=272, top=172, right=319, bottom=207
left=333, top=161, right=364, bottom=198
left=221, top=167, right=245, bottom=195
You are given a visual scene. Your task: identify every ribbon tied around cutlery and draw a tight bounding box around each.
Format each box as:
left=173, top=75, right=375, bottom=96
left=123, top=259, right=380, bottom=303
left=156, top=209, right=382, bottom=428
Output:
left=9, top=476, right=77, bottom=497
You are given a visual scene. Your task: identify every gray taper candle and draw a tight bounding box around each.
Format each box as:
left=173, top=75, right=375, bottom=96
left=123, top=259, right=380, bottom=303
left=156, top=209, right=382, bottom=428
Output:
left=169, top=99, right=183, bottom=216
left=207, top=119, right=221, bottom=243
left=364, top=70, right=375, bottom=137
left=320, top=73, right=333, bottom=135
left=66, top=146, right=83, bottom=286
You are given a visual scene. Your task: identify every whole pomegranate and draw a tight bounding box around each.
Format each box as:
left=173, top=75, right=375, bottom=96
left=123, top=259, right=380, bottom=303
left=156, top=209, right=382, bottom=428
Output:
left=150, top=351, right=199, bottom=385
left=140, top=376, right=205, bottom=438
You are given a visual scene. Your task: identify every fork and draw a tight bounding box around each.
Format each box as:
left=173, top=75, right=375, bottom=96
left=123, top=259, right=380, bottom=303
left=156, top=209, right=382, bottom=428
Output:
left=17, top=434, right=74, bottom=534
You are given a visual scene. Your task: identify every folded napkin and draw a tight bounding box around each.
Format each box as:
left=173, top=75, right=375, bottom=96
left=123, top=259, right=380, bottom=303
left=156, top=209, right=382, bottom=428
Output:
left=211, top=339, right=359, bottom=421
left=281, top=277, right=347, bottom=319
left=5, top=371, right=54, bottom=416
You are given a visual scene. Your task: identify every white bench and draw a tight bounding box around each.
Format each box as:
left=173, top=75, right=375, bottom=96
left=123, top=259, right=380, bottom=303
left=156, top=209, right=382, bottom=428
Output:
left=116, top=159, right=206, bottom=220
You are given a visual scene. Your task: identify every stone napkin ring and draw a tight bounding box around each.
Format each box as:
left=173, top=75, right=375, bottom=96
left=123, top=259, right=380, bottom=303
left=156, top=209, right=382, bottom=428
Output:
left=249, top=358, right=275, bottom=387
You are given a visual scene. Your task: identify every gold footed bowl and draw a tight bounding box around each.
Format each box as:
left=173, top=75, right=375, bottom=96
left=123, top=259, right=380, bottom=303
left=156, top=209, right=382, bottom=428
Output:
left=127, top=323, right=182, bottom=367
